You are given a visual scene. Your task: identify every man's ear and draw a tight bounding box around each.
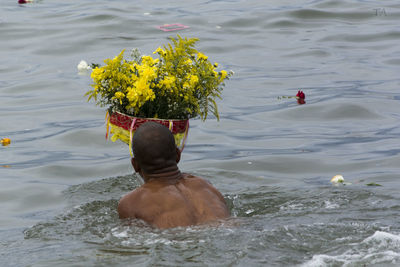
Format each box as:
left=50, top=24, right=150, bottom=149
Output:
left=131, top=157, right=140, bottom=173
left=175, top=147, right=181, bottom=164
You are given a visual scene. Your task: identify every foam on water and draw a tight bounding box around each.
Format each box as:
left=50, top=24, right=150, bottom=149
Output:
left=363, top=231, right=400, bottom=250
left=301, top=231, right=400, bottom=266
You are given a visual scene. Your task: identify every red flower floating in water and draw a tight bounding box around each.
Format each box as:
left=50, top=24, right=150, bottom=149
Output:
left=296, top=90, right=305, bottom=100
left=296, top=90, right=306, bottom=105
left=278, top=90, right=306, bottom=104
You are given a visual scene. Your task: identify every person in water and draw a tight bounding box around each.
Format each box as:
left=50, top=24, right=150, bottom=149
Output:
left=118, top=121, right=230, bottom=229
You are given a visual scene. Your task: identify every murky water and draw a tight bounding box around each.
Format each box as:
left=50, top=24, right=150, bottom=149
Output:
left=1, top=0, right=400, bottom=266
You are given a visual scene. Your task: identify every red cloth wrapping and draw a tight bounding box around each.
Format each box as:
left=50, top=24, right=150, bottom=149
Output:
left=109, top=112, right=188, bottom=134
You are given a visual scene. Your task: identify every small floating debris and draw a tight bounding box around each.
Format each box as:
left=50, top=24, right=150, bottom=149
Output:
left=1, top=138, right=11, bottom=146
left=278, top=90, right=306, bottom=105
left=245, top=209, right=255, bottom=215
left=330, top=174, right=344, bottom=184
left=157, top=24, right=190, bottom=32
left=18, top=0, right=34, bottom=4
left=77, top=60, right=92, bottom=73
left=366, top=182, right=382, bottom=187
left=296, top=90, right=306, bottom=105
left=331, top=174, right=382, bottom=187
left=296, top=90, right=305, bottom=100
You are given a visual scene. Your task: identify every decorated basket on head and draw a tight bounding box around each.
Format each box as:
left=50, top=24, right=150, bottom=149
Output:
left=85, top=36, right=231, bottom=156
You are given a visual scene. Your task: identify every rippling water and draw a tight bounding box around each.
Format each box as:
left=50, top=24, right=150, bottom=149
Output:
left=1, top=0, right=400, bottom=266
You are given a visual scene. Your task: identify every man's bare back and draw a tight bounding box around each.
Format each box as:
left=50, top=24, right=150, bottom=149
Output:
left=117, top=122, right=230, bottom=229
left=118, top=172, right=230, bottom=229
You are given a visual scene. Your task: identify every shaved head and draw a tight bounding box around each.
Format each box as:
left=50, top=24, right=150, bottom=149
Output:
left=132, top=122, right=178, bottom=174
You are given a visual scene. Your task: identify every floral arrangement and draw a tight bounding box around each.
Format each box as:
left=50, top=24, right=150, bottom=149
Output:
left=84, top=36, right=231, bottom=154
left=85, top=35, right=231, bottom=121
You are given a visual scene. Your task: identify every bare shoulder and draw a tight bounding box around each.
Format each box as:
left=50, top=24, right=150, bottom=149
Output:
left=182, top=173, right=219, bottom=188
left=181, top=173, right=226, bottom=199
left=181, top=173, right=230, bottom=218
left=117, top=187, right=147, bottom=219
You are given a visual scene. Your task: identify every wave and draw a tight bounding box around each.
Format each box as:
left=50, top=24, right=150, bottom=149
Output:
left=301, top=231, right=400, bottom=266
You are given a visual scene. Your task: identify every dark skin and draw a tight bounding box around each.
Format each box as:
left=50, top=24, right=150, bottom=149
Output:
left=118, top=123, right=230, bottom=229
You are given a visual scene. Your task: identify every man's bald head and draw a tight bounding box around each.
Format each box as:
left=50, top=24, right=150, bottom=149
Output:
left=132, top=122, right=178, bottom=174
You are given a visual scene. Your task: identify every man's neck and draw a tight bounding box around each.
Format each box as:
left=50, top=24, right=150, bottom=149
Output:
left=141, top=166, right=183, bottom=183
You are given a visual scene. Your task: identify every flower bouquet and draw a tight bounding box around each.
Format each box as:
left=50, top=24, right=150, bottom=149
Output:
left=85, top=36, right=231, bottom=155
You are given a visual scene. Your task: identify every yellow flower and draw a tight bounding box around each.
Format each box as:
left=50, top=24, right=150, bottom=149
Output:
left=161, top=76, right=176, bottom=89
left=184, top=58, right=192, bottom=65
left=142, top=55, right=159, bottom=66
left=86, top=35, right=231, bottom=121
left=189, top=75, right=199, bottom=87
left=153, top=47, right=164, bottom=54
left=1, top=138, right=11, bottom=146
left=112, top=92, right=125, bottom=104
left=197, top=52, right=208, bottom=61
left=220, top=70, right=228, bottom=80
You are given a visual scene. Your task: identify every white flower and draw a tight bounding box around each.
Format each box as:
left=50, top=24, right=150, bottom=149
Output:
left=330, top=174, right=344, bottom=184
left=77, top=60, right=91, bottom=72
